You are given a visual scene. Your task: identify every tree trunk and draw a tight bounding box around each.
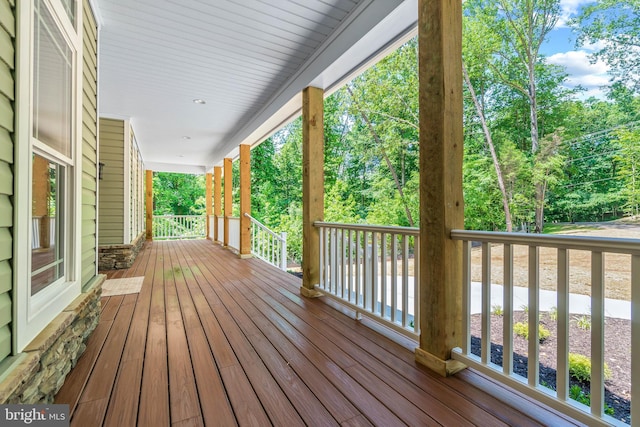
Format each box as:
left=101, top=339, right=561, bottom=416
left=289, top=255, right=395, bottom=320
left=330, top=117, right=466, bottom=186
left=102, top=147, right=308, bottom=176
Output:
left=534, top=182, right=544, bottom=233
left=463, top=63, right=513, bottom=232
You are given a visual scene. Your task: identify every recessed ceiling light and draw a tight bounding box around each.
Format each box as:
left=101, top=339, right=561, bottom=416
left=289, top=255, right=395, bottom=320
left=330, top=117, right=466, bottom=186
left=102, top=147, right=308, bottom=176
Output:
left=193, top=99, right=206, bottom=104
left=182, top=136, right=191, bottom=140
left=178, top=155, right=185, bottom=158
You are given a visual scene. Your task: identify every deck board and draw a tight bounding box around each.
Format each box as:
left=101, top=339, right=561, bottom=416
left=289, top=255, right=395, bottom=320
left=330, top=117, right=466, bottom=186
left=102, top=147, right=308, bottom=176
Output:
left=57, top=239, right=586, bottom=427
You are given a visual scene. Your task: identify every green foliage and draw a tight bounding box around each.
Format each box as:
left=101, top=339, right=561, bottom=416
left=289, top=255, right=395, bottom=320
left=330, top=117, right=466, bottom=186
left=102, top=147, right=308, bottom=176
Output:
left=153, top=172, right=206, bottom=215
left=548, top=306, right=558, bottom=322
left=614, top=127, right=640, bottom=216
left=491, top=304, right=504, bottom=316
left=568, top=353, right=612, bottom=383
left=574, top=315, right=591, bottom=330
left=513, top=322, right=550, bottom=342
left=569, top=385, right=615, bottom=415
left=572, top=0, right=640, bottom=90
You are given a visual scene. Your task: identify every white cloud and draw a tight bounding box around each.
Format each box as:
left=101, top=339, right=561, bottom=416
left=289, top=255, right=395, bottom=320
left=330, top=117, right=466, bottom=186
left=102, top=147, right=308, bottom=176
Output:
left=547, top=50, right=610, bottom=98
left=557, top=0, right=595, bottom=27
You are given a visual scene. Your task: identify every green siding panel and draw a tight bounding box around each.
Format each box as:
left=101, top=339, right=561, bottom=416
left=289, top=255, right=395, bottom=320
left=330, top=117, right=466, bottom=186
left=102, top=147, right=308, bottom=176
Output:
left=0, top=61, right=13, bottom=101
left=0, top=261, right=10, bottom=293
left=0, top=128, right=12, bottom=163
left=0, top=26, right=14, bottom=69
left=0, top=161, right=11, bottom=195
left=82, top=0, right=98, bottom=286
left=0, top=227, right=10, bottom=263
left=0, top=0, right=15, bottom=37
left=0, top=326, right=10, bottom=362
left=0, top=292, right=9, bottom=327
left=0, top=0, right=11, bottom=367
left=0, top=194, right=10, bottom=227
left=0, top=96, right=12, bottom=133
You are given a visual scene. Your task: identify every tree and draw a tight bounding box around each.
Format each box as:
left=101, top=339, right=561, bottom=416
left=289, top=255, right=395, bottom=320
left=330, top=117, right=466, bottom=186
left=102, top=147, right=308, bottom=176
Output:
left=464, top=0, right=564, bottom=232
left=572, top=1, right=640, bottom=91
left=463, top=62, right=514, bottom=231
left=614, top=128, right=640, bottom=216
left=153, top=172, right=205, bottom=215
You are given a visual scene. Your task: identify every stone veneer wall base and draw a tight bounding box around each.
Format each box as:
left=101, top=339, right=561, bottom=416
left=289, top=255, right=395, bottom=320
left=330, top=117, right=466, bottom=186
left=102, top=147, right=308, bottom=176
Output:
left=98, top=231, right=145, bottom=270
left=0, top=275, right=104, bottom=404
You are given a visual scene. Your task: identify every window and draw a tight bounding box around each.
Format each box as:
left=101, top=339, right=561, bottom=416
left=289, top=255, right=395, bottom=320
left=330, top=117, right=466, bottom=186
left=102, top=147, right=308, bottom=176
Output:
left=31, top=154, right=65, bottom=295
left=33, top=0, right=73, bottom=158
left=15, top=0, right=82, bottom=351
left=31, top=0, right=74, bottom=295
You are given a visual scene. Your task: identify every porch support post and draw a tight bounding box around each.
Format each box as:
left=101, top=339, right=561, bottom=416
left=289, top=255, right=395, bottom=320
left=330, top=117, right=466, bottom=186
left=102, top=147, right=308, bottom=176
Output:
left=414, top=0, right=466, bottom=376
left=145, top=170, right=153, bottom=240
left=214, top=166, right=222, bottom=243
left=206, top=172, right=212, bottom=239
left=300, top=86, right=324, bottom=298
left=223, top=157, right=232, bottom=247
left=239, top=144, right=251, bottom=257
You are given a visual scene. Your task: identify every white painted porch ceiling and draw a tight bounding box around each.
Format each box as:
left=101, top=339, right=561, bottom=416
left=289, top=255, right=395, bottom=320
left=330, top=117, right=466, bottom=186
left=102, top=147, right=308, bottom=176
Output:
left=96, top=0, right=417, bottom=173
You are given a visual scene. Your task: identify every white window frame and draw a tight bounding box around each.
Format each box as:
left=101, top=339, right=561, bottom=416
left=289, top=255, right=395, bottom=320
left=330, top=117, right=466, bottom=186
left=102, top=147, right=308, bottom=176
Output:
left=14, top=0, right=83, bottom=352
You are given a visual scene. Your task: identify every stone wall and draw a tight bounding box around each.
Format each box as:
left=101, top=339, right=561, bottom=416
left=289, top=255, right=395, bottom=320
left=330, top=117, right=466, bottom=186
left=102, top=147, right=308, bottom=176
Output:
left=98, top=231, right=145, bottom=270
left=0, top=277, right=103, bottom=404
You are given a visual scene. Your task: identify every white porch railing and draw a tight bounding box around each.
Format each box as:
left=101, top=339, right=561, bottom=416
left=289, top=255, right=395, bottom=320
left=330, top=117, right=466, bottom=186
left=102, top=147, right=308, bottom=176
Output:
left=315, top=222, right=420, bottom=339
left=32, top=216, right=56, bottom=249
left=153, top=215, right=206, bottom=239
left=451, top=230, right=639, bottom=427
left=245, top=213, right=287, bottom=270
left=227, top=217, right=240, bottom=251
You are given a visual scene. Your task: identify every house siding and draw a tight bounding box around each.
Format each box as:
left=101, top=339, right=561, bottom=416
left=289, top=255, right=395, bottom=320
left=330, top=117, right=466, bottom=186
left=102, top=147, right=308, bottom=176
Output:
left=98, top=118, right=125, bottom=245
left=0, top=0, right=14, bottom=363
left=82, top=0, right=98, bottom=287
left=129, top=128, right=144, bottom=241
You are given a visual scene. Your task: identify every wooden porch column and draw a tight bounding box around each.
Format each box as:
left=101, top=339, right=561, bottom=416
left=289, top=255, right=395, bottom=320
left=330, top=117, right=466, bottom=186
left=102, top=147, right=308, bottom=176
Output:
left=300, top=86, right=324, bottom=298
left=414, top=0, right=466, bottom=376
left=205, top=172, right=212, bottom=239
left=214, top=166, right=222, bottom=243
left=223, top=157, right=232, bottom=247
left=145, top=170, right=153, bottom=240
left=239, top=144, right=252, bottom=257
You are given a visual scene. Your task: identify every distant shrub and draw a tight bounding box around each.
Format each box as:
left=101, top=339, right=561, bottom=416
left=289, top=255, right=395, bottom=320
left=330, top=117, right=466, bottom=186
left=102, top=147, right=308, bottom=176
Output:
left=574, top=315, right=591, bottom=330
left=491, top=304, right=504, bottom=316
left=513, top=322, right=550, bottom=342
left=548, top=306, right=558, bottom=322
left=569, top=385, right=614, bottom=415
left=568, top=353, right=611, bottom=382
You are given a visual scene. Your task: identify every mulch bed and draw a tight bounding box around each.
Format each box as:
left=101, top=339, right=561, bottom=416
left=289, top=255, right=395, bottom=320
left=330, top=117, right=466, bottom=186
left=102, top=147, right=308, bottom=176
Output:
left=470, top=311, right=631, bottom=424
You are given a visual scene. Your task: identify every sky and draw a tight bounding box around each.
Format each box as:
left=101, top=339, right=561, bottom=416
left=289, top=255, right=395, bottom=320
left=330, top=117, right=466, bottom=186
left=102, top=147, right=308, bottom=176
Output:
left=542, top=0, right=611, bottom=99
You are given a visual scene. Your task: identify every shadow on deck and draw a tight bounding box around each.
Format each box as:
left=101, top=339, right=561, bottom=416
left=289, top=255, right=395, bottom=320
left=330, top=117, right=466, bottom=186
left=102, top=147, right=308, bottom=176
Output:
left=55, top=239, right=584, bottom=426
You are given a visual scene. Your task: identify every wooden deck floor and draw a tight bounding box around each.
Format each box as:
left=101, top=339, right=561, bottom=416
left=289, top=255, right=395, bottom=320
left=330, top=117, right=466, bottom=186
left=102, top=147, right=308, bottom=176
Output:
left=55, top=239, right=584, bottom=426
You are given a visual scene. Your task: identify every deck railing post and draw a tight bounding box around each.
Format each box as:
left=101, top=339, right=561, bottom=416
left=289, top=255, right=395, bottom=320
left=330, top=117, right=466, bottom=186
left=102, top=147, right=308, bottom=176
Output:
left=214, top=166, right=222, bottom=243
left=280, top=232, right=287, bottom=271
left=223, top=158, right=232, bottom=247
left=145, top=170, right=153, bottom=240
left=414, top=0, right=466, bottom=377
left=206, top=172, right=212, bottom=239
left=301, top=86, right=324, bottom=298
left=239, top=144, right=252, bottom=258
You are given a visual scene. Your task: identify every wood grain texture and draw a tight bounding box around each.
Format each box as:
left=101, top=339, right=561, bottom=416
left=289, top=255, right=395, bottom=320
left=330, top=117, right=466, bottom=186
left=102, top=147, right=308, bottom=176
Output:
left=213, top=166, right=222, bottom=242
left=302, top=86, right=324, bottom=291
left=145, top=170, right=153, bottom=240
left=57, top=240, right=584, bottom=427
left=223, top=158, right=232, bottom=247
left=239, top=144, right=251, bottom=255
left=417, top=0, right=464, bottom=366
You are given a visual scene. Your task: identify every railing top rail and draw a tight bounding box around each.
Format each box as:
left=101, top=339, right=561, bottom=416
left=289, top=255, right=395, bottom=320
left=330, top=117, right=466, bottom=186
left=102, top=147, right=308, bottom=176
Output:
left=154, top=214, right=206, bottom=218
left=244, top=213, right=285, bottom=242
left=314, top=221, right=420, bottom=236
left=452, top=229, right=640, bottom=255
